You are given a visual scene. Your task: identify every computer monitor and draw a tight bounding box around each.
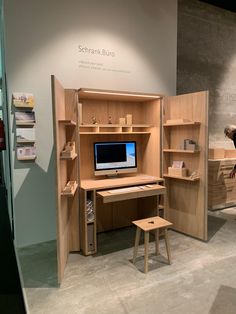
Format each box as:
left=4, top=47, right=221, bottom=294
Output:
left=94, top=141, right=137, bottom=176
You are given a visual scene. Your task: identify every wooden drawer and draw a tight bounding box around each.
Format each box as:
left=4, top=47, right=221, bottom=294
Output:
left=97, top=184, right=166, bottom=203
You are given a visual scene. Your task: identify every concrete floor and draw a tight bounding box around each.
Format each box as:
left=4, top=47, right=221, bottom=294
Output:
left=18, top=208, right=236, bottom=314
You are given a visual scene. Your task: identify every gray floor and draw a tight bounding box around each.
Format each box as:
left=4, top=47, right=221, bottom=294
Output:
left=17, top=208, right=236, bottom=314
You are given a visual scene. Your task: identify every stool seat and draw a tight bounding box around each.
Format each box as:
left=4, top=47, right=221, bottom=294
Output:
left=132, top=216, right=173, bottom=273
left=133, top=216, right=172, bottom=231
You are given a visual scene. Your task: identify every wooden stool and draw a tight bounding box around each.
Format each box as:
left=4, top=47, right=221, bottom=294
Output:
left=132, top=216, right=173, bottom=273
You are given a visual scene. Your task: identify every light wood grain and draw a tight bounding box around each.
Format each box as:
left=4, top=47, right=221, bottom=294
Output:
left=96, top=184, right=166, bottom=203
left=208, top=159, right=236, bottom=208
left=51, top=76, right=80, bottom=283
left=163, top=91, right=208, bottom=241
left=80, top=175, right=163, bottom=190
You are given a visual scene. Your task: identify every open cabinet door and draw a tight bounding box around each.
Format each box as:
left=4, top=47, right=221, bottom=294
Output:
left=163, top=91, right=208, bottom=241
left=51, top=75, right=80, bottom=283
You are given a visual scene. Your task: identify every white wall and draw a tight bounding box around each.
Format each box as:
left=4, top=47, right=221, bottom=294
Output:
left=5, top=0, right=177, bottom=247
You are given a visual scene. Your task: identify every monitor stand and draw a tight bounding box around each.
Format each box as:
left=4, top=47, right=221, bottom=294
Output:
left=106, top=173, right=118, bottom=178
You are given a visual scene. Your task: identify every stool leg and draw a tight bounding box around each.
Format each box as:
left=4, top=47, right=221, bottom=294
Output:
left=164, top=228, right=171, bottom=265
left=155, top=228, right=159, bottom=255
left=144, top=231, right=149, bottom=273
left=133, top=227, right=141, bottom=264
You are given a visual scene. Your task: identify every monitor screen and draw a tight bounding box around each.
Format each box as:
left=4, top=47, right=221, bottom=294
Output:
left=94, top=141, right=137, bottom=176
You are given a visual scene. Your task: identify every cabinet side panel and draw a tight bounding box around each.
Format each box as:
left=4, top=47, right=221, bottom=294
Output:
left=79, top=189, right=87, bottom=254
left=65, top=90, right=80, bottom=251
left=141, top=99, right=161, bottom=177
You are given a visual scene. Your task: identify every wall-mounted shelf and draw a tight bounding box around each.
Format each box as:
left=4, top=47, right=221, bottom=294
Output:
left=163, top=174, right=200, bottom=182
left=60, top=153, right=77, bottom=160
left=163, top=149, right=200, bottom=154
left=17, top=156, right=37, bottom=161
left=163, top=121, right=200, bottom=127
left=61, top=182, right=78, bottom=197
left=16, top=122, right=35, bottom=126
left=59, top=119, right=76, bottom=126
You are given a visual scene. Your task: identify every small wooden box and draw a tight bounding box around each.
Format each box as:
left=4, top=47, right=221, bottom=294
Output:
left=126, top=114, right=132, bottom=125
left=168, top=167, right=187, bottom=177
left=224, top=149, right=236, bottom=158
left=209, top=148, right=225, bottom=159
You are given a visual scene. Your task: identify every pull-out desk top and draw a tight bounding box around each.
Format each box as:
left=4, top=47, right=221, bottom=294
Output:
left=80, top=174, right=164, bottom=191
left=97, top=184, right=166, bottom=203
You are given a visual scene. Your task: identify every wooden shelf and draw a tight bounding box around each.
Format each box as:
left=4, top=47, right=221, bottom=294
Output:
left=78, top=88, right=162, bottom=101
left=163, top=121, right=200, bottom=127
left=163, top=174, right=200, bottom=182
left=80, top=124, right=153, bottom=128
left=80, top=131, right=151, bottom=135
left=61, top=182, right=78, bottom=197
left=60, top=153, right=77, bottom=160
left=79, top=124, right=152, bottom=134
left=59, top=120, right=76, bottom=126
left=163, top=149, right=200, bottom=154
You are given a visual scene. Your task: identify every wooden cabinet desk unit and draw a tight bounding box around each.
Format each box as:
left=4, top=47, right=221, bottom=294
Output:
left=52, top=75, right=208, bottom=283
left=80, top=175, right=166, bottom=255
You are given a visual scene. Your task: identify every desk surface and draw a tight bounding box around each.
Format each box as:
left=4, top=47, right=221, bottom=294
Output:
left=80, top=174, right=163, bottom=190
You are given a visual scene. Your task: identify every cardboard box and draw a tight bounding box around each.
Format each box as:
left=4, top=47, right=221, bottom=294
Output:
left=119, top=117, right=126, bottom=125
left=224, top=149, right=236, bottom=158
left=126, top=114, right=132, bottom=125
left=209, top=148, right=225, bottom=159
left=168, top=167, right=187, bottom=177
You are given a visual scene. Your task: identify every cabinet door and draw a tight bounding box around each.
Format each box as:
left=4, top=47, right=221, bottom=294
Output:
left=163, top=91, right=208, bottom=241
left=52, top=75, right=80, bottom=283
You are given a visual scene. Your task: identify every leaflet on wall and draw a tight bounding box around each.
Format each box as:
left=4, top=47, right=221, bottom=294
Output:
left=17, top=146, right=36, bottom=160
left=12, top=92, right=35, bottom=108
left=15, top=111, right=36, bottom=125
left=16, top=128, right=35, bottom=143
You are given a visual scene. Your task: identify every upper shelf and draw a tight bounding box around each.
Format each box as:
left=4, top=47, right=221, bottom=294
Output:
left=163, top=149, right=200, bottom=154
left=163, top=121, right=200, bottom=127
left=59, top=120, right=76, bottom=126
left=79, top=124, right=153, bottom=134
left=78, top=88, right=162, bottom=102
left=163, top=174, right=200, bottom=182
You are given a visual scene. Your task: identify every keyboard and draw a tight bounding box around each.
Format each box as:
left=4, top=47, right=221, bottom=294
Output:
left=108, top=186, right=143, bottom=194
